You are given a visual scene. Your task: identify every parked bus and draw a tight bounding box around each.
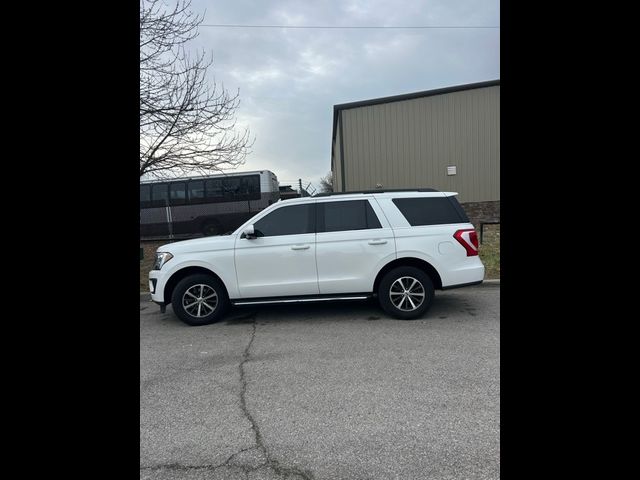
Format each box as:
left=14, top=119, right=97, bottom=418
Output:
left=140, top=170, right=280, bottom=240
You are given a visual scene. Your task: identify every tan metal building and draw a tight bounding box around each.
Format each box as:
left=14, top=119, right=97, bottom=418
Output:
left=331, top=80, right=500, bottom=224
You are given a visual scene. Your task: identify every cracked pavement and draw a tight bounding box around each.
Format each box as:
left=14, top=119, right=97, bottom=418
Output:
left=140, top=284, right=500, bottom=479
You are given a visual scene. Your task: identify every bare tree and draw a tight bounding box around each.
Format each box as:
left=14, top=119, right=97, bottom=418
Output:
left=140, top=0, right=252, bottom=178
left=319, top=172, right=334, bottom=193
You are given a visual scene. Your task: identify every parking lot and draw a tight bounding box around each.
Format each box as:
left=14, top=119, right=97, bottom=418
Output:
left=140, top=284, right=499, bottom=480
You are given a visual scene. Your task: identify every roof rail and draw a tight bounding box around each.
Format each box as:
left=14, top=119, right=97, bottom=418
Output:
left=314, top=188, right=439, bottom=197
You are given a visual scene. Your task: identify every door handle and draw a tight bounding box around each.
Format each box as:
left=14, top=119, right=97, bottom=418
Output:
left=368, top=239, right=387, bottom=245
left=291, top=245, right=310, bottom=250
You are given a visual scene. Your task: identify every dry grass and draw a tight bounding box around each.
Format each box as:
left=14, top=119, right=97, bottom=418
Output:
left=140, top=225, right=501, bottom=291
left=478, top=224, right=500, bottom=279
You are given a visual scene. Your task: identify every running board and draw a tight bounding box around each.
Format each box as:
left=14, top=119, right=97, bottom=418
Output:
left=232, top=294, right=371, bottom=306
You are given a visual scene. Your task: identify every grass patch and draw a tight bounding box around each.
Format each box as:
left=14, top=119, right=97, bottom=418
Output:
left=478, top=224, right=500, bottom=279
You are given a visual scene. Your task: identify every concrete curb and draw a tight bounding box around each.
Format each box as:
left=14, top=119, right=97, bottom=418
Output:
left=483, top=279, right=500, bottom=284
left=140, top=292, right=152, bottom=301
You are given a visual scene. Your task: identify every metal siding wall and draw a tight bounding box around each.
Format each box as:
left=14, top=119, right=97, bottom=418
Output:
left=336, top=85, right=500, bottom=202
left=345, top=111, right=354, bottom=190
left=333, top=119, right=343, bottom=191
left=345, top=110, right=356, bottom=190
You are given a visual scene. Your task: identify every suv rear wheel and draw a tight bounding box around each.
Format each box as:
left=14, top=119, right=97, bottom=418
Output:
left=378, top=266, right=434, bottom=320
left=171, top=274, right=228, bottom=326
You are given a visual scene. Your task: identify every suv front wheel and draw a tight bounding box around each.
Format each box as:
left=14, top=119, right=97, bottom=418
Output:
left=171, top=274, right=228, bottom=326
left=378, top=266, right=434, bottom=320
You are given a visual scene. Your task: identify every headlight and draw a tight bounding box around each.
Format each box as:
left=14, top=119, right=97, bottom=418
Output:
left=152, top=252, right=173, bottom=270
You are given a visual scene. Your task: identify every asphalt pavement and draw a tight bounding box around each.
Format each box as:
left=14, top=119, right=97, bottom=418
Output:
left=140, top=284, right=500, bottom=480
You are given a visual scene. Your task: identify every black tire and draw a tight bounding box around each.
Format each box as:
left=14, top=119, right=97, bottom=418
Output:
left=171, top=274, right=228, bottom=326
left=202, top=221, right=222, bottom=237
left=378, top=266, right=434, bottom=320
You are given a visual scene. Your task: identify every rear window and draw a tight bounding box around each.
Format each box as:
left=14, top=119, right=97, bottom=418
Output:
left=392, top=197, right=468, bottom=226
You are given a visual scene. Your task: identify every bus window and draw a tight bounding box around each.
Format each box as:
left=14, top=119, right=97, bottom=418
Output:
left=188, top=180, right=205, bottom=203
left=222, top=177, right=241, bottom=199
left=141, top=172, right=278, bottom=240
left=170, top=182, right=187, bottom=206
left=242, top=175, right=260, bottom=199
left=251, top=176, right=260, bottom=193
left=205, top=178, right=223, bottom=200
left=140, top=185, right=151, bottom=208
left=151, top=184, right=169, bottom=207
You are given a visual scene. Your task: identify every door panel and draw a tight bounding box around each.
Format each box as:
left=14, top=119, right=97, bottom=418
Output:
left=316, top=229, right=395, bottom=293
left=234, top=203, right=318, bottom=298
left=235, top=233, right=319, bottom=298
left=315, top=199, right=396, bottom=294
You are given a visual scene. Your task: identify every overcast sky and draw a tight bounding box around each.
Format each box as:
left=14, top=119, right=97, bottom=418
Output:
left=188, top=0, right=499, bottom=190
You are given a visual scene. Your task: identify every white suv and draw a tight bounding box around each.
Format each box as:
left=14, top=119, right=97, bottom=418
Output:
left=148, top=190, right=484, bottom=326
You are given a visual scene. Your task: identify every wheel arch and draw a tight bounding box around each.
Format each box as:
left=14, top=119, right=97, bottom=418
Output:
left=163, top=266, right=229, bottom=305
left=373, top=257, right=443, bottom=293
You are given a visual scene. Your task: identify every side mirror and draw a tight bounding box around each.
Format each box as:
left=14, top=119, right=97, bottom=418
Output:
left=242, top=224, right=256, bottom=239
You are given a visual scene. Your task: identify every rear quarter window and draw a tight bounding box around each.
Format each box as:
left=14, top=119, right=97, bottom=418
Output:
left=392, top=197, right=468, bottom=226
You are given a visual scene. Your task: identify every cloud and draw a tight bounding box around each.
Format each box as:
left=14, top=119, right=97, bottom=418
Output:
left=185, top=0, right=500, bottom=187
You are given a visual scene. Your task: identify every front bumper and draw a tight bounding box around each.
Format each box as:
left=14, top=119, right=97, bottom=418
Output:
left=148, top=269, right=165, bottom=303
left=148, top=278, right=157, bottom=295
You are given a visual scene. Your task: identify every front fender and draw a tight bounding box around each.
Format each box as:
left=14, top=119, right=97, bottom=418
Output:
left=160, top=255, right=239, bottom=300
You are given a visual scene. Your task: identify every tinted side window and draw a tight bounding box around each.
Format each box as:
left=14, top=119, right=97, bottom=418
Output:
left=222, top=177, right=241, bottom=199
left=169, top=182, right=186, bottom=205
left=366, top=202, right=382, bottom=228
left=151, top=184, right=168, bottom=207
left=205, top=179, right=223, bottom=200
left=205, top=175, right=260, bottom=201
left=248, top=175, right=260, bottom=193
left=241, top=175, right=261, bottom=200
left=392, top=197, right=465, bottom=226
left=140, top=185, right=151, bottom=208
left=319, top=200, right=381, bottom=232
left=188, top=180, right=205, bottom=203
left=253, top=204, right=315, bottom=237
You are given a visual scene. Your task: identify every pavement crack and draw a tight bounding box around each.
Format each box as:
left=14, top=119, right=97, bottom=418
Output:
left=239, top=319, right=265, bottom=455
left=140, top=461, right=234, bottom=472
left=238, top=317, right=315, bottom=480
left=142, top=316, right=314, bottom=479
left=223, top=446, right=256, bottom=466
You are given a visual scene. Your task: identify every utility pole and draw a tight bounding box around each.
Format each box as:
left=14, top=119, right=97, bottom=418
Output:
left=298, top=178, right=303, bottom=197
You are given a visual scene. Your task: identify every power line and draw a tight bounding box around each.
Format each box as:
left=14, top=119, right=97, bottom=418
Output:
left=200, top=24, right=499, bottom=29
